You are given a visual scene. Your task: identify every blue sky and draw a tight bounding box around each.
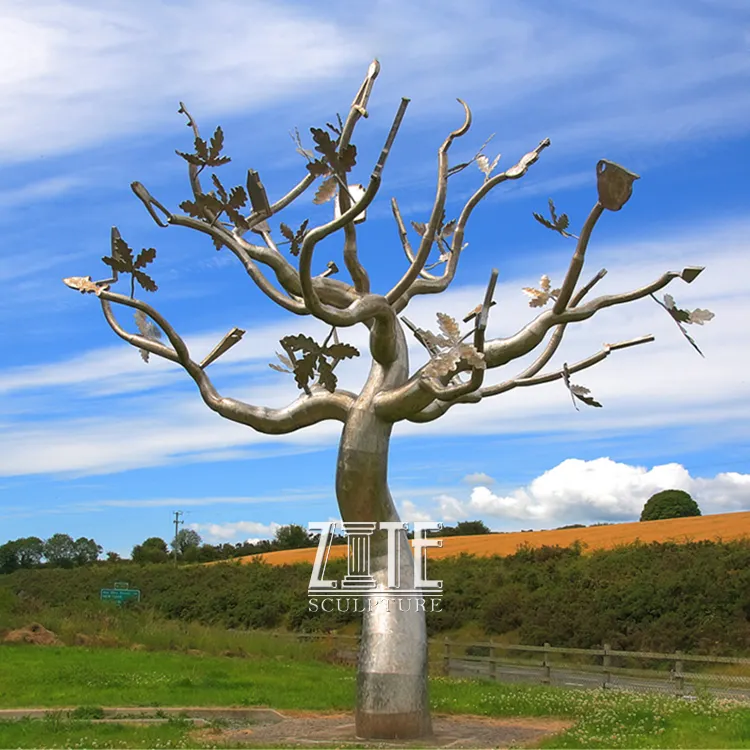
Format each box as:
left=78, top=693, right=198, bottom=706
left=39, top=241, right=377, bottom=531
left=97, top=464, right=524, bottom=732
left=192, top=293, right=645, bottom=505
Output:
left=1, top=0, right=749, bottom=558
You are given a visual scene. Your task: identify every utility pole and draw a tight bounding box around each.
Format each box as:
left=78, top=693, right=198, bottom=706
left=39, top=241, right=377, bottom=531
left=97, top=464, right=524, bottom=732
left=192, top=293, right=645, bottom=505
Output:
left=172, top=510, right=183, bottom=565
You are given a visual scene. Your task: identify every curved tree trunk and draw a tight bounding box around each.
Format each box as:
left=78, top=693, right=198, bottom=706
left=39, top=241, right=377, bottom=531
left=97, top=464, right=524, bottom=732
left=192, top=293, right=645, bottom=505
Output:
left=335, top=328, right=432, bottom=740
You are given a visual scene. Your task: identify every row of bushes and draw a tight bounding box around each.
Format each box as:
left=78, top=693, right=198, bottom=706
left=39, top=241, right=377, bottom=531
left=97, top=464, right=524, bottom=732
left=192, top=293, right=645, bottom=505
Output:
left=2, top=538, right=749, bottom=656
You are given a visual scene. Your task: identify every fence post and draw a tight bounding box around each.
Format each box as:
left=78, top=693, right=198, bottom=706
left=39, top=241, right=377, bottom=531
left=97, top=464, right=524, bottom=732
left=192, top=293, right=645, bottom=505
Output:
left=674, top=650, right=685, bottom=696
left=489, top=639, right=496, bottom=681
left=542, top=642, right=551, bottom=685
left=602, top=643, right=611, bottom=690
left=443, top=637, right=451, bottom=676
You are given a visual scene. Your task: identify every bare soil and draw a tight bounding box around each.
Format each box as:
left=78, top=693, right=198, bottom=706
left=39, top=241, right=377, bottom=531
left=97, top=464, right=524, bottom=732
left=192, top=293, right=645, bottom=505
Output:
left=190, top=710, right=574, bottom=748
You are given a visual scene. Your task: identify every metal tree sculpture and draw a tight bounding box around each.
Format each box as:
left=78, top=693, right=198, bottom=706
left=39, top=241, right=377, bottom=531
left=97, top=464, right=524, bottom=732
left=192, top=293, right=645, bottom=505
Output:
left=63, top=60, right=713, bottom=739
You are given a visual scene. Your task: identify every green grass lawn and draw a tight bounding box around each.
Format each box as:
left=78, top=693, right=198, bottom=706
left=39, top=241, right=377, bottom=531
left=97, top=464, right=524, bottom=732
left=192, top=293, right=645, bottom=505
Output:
left=2, top=644, right=750, bottom=748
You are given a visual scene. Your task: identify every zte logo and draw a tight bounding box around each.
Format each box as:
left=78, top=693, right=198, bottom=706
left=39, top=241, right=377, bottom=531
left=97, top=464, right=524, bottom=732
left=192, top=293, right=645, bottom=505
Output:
left=306, top=521, right=443, bottom=597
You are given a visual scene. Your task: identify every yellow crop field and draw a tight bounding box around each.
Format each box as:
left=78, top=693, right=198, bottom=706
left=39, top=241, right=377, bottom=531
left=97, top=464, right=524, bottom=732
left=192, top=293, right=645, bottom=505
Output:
left=240, top=510, right=750, bottom=567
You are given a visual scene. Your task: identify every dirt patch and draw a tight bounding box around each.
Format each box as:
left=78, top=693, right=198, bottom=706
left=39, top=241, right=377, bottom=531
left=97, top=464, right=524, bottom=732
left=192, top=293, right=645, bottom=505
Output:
left=3, top=623, right=62, bottom=646
left=190, top=711, right=574, bottom=748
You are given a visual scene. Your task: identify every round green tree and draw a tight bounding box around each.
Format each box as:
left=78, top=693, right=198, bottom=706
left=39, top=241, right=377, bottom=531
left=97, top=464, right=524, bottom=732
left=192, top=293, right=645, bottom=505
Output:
left=640, top=489, right=701, bottom=521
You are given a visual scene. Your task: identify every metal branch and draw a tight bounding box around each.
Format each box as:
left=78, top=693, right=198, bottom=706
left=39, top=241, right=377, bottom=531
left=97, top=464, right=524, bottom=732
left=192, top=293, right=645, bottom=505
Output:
left=552, top=202, right=604, bottom=314
left=165, top=214, right=309, bottom=315
left=515, top=267, right=607, bottom=380
left=333, top=60, right=382, bottom=294
left=386, top=99, right=472, bottom=305
left=98, top=290, right=354, bottom=432
left=200, top=327, right=246, bottom=369
left=482, top=334, right=655, bottom=396
left=131, top=182, right=172, bottom=228
left=390, top=198, right=442, bottom=282
left=417, top=268, right=497, bottom=402
left=177, top=101, right=204, bottom=200
left=296, top=99, right=410, bottom=362
left=376, top=267, right=688, bottom=423
left=407, top=334, right=654, bottom=422
left=395, top=138, right=551, bottom=312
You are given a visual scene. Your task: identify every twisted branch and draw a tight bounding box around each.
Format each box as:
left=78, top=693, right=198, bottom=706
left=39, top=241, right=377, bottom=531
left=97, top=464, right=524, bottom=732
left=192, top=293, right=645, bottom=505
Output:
left=407, top=335, right=654, bottom=423
left=98, top=289, right=355, bottom=432
left=386, top=100, right=472, bottom=304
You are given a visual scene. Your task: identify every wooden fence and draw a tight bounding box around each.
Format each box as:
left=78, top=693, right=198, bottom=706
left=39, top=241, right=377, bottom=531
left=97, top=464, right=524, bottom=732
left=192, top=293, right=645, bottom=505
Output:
left=274, top=632, right=750, bottom=698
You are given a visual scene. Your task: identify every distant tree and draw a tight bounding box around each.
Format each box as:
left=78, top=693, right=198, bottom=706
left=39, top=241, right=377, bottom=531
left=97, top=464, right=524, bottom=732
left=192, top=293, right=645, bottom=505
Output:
left=640, top=490, right=702, bottom=522
left=73, top=537, right=103, bottom=566
left=442, top=520, right=491, bottom=536
left=0, top=540, right=20, bottom=574
left=43, top=533, right=77, bottom=568
left=171, top=528, right=202, bottom=556
left=131, top=536, right=170, bottom=564
left=555, top=524, right=587, bottom=530
left=274, top=524, right=313, bottom=550
left=15, top=537, right=45, bottom=568
left=105, top=551, right=122, bottom=563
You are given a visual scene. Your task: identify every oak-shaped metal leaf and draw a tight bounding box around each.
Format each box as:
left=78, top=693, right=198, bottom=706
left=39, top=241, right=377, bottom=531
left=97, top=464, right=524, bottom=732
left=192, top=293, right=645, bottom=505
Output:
left=596, top=160, right=639, bottom=211
left=652, top=293, right=715, bottom=357
left=269, top=351, right=295, bottom=374
left=419, top=312, right=486, bottom=379
left=477, top=153, right=501, bottom=181
left=279, top=220, right=310, bottom=256
left=437, top=312, right=461, bottom=343
left=272, top=330, right=360, bottom=394
left=532, top=199, right=576, bottom=238
left=181, top=175, right=249, bottom=232
left=562, top=363, right=602, bottom=411
left=314, top=176, right=338, bottom=205
left=522, top=274, right=560, bottom=307
left=134, top=309, right=162, bottom=363
left=175, top=126, right=231, bottom=169
left=101, top=229, right=158, bottom=296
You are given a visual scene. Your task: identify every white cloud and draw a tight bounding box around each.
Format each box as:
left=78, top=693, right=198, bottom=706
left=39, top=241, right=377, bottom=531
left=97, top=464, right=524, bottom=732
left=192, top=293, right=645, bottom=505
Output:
left=403, top=457, right=750, bottom=529
left=0, top=0, right=360, bottom=161
left=0, top=1, right=748, bottom=162
left=192, top=520, right=281, bottom=543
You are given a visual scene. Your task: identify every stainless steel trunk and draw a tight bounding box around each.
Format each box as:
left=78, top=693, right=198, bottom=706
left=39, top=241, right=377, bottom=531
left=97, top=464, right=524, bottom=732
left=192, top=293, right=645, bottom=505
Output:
left=335, top=328, right=432, bottom=740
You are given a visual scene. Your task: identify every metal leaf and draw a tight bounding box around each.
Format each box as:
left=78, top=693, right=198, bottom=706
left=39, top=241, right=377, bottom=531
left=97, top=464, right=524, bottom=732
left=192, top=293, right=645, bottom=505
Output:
left=687, top=308, right=714, bottom=325
left=437, top=313, right=461, bottom=344
left=313, top=176, right=338, bottom=205
left=134, top=310, right=162, bottom=363
left=522, top=275, right=559, bottom=307
left=133, top=248, right=156, bottom=270
left=562, top=363, right=602, bottom=410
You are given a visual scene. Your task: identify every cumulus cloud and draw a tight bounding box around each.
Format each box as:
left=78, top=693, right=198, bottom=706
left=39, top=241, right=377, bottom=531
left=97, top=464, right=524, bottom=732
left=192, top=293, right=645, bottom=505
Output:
left=401, top=458, right=750, bottom=530
left=192, top=520, right=281, bottom=543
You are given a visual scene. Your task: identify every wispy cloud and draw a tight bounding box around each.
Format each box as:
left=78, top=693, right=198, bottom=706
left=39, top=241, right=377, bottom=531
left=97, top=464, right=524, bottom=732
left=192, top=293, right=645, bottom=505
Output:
left=1, top=1, right=748, bottom=163
left=0, top=215, right=747, bottom=478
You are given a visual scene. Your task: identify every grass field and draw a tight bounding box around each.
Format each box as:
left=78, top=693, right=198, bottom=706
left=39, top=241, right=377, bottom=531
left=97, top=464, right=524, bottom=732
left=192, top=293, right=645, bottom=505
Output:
left=246, top=510, right=750, bottom=566
left=1, top=643, right=750, bottom=748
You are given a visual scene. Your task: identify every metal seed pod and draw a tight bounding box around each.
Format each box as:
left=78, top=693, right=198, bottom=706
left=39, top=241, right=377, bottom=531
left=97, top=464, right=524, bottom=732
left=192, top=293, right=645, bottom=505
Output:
left=596, top=160, right=640, bottom=211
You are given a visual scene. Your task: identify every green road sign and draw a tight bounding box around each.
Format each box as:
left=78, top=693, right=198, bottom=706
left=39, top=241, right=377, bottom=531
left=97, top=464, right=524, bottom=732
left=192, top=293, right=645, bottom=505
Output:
left=100, top=587, right=141, bottom=605
left=113, top=581, right=130, bottom=590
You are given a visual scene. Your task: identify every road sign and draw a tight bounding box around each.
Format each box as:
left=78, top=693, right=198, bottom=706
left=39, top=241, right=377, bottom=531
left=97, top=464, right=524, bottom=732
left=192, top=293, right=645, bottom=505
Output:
left=100, top=586, right=141, bottom=605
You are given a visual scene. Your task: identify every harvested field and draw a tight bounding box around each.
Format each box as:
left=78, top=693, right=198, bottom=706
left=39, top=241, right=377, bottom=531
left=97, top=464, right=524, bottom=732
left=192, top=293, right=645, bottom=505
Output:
left=240, top=510, right=750, bottom=566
